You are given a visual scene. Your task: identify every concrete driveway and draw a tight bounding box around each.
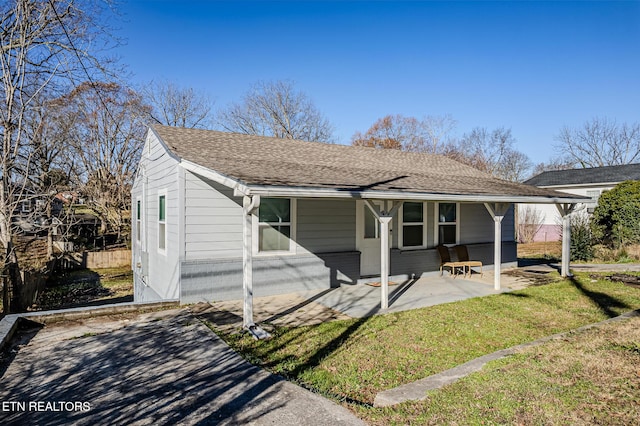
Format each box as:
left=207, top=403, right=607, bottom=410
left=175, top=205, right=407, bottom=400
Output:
left=0, top=309, right=364, bottom=426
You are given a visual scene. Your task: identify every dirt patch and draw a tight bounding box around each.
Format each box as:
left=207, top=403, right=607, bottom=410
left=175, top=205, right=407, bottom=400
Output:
left=503, top=268, right=559, bottom=286
left=599, top=273, right=640, bottom=289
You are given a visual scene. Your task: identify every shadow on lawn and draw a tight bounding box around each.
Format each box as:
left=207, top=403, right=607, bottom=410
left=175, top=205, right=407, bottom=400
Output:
left=569, top=275, right=630, bottom=318
left=281, top=290, right=395, bottom=407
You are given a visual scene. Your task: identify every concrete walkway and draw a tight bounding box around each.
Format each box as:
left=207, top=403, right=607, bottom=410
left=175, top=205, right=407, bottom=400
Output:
left=0, top=309, right=364, bottom=426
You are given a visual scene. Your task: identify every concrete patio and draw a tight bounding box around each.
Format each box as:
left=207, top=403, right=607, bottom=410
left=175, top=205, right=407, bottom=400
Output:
left=195, top=267, right=537, bottom=331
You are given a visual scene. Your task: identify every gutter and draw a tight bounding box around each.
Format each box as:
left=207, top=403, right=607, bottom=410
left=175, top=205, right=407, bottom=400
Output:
left=242, top=186, right=588, bottom=205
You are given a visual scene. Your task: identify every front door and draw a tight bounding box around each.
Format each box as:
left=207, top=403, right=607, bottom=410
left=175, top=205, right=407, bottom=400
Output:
left=356, top=200, right=384, bottom=276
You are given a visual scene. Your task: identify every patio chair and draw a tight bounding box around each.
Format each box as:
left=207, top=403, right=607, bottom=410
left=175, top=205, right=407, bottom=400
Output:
left=437, top=245, right=466, bottom=278
left=454, top=245, right=483, bottom=278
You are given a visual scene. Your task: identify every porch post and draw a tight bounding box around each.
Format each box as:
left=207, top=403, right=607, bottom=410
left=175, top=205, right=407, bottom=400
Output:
left=484, top=203, right=511, bottom=291
left=379, top=216, right=392, bottom=309
left=365, top=200, right=403, bottom=309
left=242, top=195, right=260, bottom=328
left=556, top=203, right=576, bottom=277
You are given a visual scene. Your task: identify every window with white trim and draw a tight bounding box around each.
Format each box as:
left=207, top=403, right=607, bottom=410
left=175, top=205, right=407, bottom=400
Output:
left=158, top=193, right=166, bottom=252
left=258, top=198, right=294, bottom=252
left=400, top=202, right=426, bottom=249
left=437, top=202, right=458, bottom=245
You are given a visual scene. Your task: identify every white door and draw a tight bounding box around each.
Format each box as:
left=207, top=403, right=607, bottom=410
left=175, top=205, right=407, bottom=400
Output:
left=356, top=200, right=384, bottom=276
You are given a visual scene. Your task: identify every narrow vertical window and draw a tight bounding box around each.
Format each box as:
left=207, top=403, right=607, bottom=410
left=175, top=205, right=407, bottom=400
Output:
left=158, top=194, right=166, bottom=251
left=364, top=206, right=379, bottom=239
left=136, top=199, right=141, bottom=243
left=437, top=202, right=457, bottom=245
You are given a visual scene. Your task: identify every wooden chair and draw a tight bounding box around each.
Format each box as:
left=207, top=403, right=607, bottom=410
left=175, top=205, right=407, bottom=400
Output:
left=437, top=245, right=466, bottom=278
left=454, top=245, right=483, bottom=277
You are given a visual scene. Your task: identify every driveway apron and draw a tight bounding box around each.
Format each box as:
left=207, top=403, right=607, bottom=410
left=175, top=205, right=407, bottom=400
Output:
left=0, top=310, right=364, bottom=425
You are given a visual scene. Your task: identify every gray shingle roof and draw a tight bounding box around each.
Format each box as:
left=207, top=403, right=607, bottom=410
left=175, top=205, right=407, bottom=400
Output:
left=525, top=163, right=640, bottom=187
left=151, top=125, right=583, bottom=202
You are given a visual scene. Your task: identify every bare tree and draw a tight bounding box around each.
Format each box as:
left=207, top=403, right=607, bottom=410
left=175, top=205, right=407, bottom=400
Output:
left=58, top=81, right=150, bottom=241
left=218, top=80, right=335, bottom=143
left=530, top=158, right=575, bottom=177
left=0, top=0, right=116, bottom=312
left=555, top=117, right=640, bottom=168
left=421, top=114, right=457, bottom=153
left=21, top=92, right=73, bottom=258
left=352, top=114, right=456, bottom=153
left=445, top=127, right=532, bottom=182
left=518, top=205, right=545, bottom=243
left=143, top=80, right=214, bottom=128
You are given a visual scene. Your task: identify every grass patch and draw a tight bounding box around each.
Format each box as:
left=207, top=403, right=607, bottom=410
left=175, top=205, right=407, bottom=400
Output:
left=210, top=273, right=640, bottom=419
left=359, top=315, right=640, bottom=425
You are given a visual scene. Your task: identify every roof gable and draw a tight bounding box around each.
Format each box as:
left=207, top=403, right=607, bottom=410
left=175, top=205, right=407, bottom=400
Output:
left=525, top=163, right=640, bottom=187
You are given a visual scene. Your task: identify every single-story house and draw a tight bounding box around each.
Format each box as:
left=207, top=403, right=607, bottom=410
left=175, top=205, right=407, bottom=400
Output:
left=521, top=164, right=640, bottom=242
left=131, top=125, right=585, bottom=330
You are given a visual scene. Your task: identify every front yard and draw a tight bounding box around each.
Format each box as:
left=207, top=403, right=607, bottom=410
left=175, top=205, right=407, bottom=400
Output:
left=208, top=273, right=640, bottom=424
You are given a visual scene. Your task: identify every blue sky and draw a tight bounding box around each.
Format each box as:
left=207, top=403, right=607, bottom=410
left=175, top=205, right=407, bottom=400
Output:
left=115, top=1, right=640, bottom=165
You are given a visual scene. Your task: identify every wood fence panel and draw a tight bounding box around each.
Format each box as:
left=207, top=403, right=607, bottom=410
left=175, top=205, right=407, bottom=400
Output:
left=85, top=250, right=132, bottom=269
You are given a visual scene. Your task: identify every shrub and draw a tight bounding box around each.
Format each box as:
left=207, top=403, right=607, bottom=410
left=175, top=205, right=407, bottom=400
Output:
left=592, top=180, right=640, bottom=247
left=570, top=213, right=594, bottom=261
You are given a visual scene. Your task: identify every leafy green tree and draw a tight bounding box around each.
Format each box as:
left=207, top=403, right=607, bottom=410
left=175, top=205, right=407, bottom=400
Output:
left=591, top=180, right=640, bottom=247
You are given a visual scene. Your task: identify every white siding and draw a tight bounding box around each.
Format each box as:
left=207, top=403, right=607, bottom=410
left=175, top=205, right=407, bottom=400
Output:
left=131, top=130, right=181, bottom=302
left=518, top=183, right=615, bottom=241
left=183, top=170, right=243, bottom=259
left=296, top=199, right=357, bottom=253
left=460, top=203, right=515, bottom=244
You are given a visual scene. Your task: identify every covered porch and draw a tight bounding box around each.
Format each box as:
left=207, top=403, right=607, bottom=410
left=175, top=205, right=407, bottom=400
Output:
left=239, top=194, right=580, bottom=337
left=194, top=266, right=547, bottom=330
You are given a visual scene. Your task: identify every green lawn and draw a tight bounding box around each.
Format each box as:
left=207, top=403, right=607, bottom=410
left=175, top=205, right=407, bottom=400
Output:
left=208, top=273, right=640, bottom=423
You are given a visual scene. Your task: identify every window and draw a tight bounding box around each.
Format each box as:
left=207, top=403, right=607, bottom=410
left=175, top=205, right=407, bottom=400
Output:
left=258, top=198, right=294, bottom=252
left=364, top=205, right=379, bottom=239
left=158, top=193, right=166, bottom=252
left=136, top=198, right=141, bottom=243
left=437, top=202, right=458, bottom=245
left=400, top=202, right=426, bottom=248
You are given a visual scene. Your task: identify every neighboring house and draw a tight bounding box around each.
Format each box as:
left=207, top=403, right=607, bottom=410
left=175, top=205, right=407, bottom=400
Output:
left=131, top=126, right=583, bottom=326
left=12, top=188, right=64, bottom=234
left=522, top=164, right=640, bottom=242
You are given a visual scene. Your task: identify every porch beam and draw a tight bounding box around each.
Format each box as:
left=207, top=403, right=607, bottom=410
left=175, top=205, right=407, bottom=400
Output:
left=556, top=203, right=576, bottom=277
left=484, top=203, right=511, bottom=290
